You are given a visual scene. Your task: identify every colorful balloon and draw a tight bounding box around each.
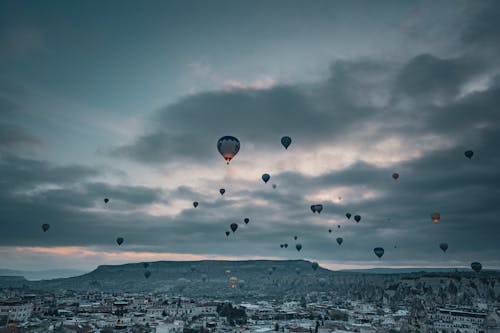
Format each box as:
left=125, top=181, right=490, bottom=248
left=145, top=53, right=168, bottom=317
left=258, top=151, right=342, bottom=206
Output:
left=431, top=213, right=440, bottom=223
left=217, top=136, right=240, bottom=164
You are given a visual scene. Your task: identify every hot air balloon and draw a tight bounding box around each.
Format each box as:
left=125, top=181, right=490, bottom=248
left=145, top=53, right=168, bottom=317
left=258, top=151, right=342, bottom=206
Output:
left=281, top=136, right=292, bottom=149
left=328, top=229, right=332, bottom=233
left=294, top=236, right=298, bottom=240
left=338, top=225, right=341, bottom=228
left=244, top=218, right=250, bottom=224
left=471, top=262, right=482, bottom=273
left=104, top=198, right=109, bottom=204
left=311, top=262, right=319, bottom=271
left=310, top=205, right=316, bottom=213
left=439, top=243, right=448, bottom=253
left=336, top=237, right=343, bottom=245
left=392, top=173, right=399, bottom=180
left=230, top=223, right=238, bottom=232
left=280, top=244, right=284, bottom=248
left=229, top=276, right=238, bottom=288
left=431, top=213, right=440, bottom=223
left=374, top=247, right=384, bottom=258
left=143, top=262, right=149, bottom=269
left=272, top=184, right=277, bottom=189
left=144, top=270, right=151, bottom=279
left=116, top=237, right=124, bottom=246
left=193, top=201, right=199, bottom=208
left=346, top=213, right=351, bottom=219
left=284, top=243, right=288, bottom=248
left=354, top=215, right=361, bottom=223
left=464, top=150, right=474, bottom=159
left=217, top=136, right=240, bottom=164
left=225, top=231, right=230, bottom=237
left=219, top=188, right=225, bottom=196
left=316, top=204, right=323, bottom=214
left=41, top=224, right=50, bottom=232
left=225, top=269, right=231, bottom=277
left=296, top=244, right=302, bottom=252
left=262, top=173, right=270, bottom=183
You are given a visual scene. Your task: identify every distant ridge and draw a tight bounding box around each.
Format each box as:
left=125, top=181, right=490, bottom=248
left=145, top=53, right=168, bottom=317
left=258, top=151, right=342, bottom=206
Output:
left=339, top=267, right=497, bottom=274
left=0, top=268, right=88, bottom=281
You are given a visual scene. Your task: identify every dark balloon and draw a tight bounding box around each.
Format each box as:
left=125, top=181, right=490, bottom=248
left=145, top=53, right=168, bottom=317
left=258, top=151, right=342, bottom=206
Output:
left=217, top=136, right=240, bottom=164
left=346, top=213, right=351, bottom=219
left=272, top=184, right=277, bottom=189
left=230, top=223, right=238, bottom=233
left=272, top=266, right=277, bottom=271
left=464, top=150, right=474, bottom=159
left=281, top=136, right=292, bottom=149
left=336, top=237, right=343, bottom=245
left=244, top=218, right=250, bottom=224
left=310, top=205, right=316, bottom=213
left=41, top=223, right=50, bottom=232
left=193, top=201, right=198, bottom=208
left=471, top=262, right=482, bottom=273
left=116, top=237, right=124, bottom=246
left=354, top=215, right=361, bottom=223
left=144, top=270, right=151, bottom=279
left=328, top=229, right=332, bottom=233
left=219, top=188, right=225, bottom=195
left=338, top=225, right=341, bottom=228
left=143, top=262, right=149, bottom=269
left=440, top=243, right=448, bottom=253
left=295, top=244, right=302, bottom=252
left=315, top=204, right=323, bottom=214
left=280, top=244, right=284, bottom=248
left=104, top=198, right=109, bottom=203
left=294, top=236, right=298, bottom=240
left=262, top=173, right=270, bottom=183
left=311, top=262, right=319, bottom=271
left=431, top=212, right=440, bottom=223
left=392, top=173, right=399, bottom=180
left=225, top=231, right=230, bottom=237
left=284, top=243, right=288, bottom=248
left=374, top=247, right=385, bottom=258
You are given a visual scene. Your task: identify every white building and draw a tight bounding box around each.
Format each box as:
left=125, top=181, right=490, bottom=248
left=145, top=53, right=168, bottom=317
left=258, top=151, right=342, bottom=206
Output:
left=0, top=299, right=33, bottom=321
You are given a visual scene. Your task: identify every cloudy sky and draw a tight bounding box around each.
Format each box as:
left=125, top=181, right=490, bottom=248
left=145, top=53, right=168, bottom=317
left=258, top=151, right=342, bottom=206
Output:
left=1, top=0, right=499, bottom=272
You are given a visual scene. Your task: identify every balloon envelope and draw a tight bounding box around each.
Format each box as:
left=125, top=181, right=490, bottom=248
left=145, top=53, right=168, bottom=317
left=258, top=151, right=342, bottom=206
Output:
left=244, top=218, right=249, bottom=224
left=42, top=223, right=50, bottom=232
left=193, top=201, right=198, bottom=208
left=281, top=136, right=292, bottom=149
left=262, top=173, right=270, bottom=183
left=431, top=213, right=440, bottom=223
left=311, top=262, right=319, bottom=271
left=354, top=215, right=361, bottom=223
left=374, top=247, right=385, bottom=258
left=295, top=244, right=302, bottom=251
left=392, top=173, right=399, bottom=180
left=464, top=150, right=474, bottom=159
left=336, top=237, right=343, bottom=245
left=225, top=231, right=230, bottom=237
left=217, top=136, right=240, bottom=164
left=116, top=237, right=124, bottom=246
left=104, top=198, right=109, bottom=203
left=230, top=223, right=238, bottom=232
left=440, top=243, right=448, bottom=253
left=219, top=188, right=225, bottom=195
left=144, top=270, right=151, bottom=279
left=346, top=213, right=351, bottom=219
left=471, top=262, right=482, bottom=273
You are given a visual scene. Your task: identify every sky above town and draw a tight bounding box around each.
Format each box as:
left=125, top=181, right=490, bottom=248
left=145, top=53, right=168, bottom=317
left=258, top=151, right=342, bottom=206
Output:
left=1, top=0, right=500, bottom=272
